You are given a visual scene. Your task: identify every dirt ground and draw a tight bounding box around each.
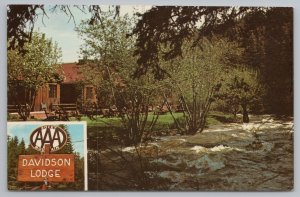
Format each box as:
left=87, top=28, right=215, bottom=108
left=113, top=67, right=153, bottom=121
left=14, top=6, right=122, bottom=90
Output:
left=88, top=115, right=293, bottom=191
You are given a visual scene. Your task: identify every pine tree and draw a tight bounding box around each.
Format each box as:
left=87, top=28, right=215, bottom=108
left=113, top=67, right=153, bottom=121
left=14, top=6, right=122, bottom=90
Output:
left=55, top=125, right=74, bottom=154
left=18, top=138, right=26, bottom=155
left=8, top=136, right=20, bottom=189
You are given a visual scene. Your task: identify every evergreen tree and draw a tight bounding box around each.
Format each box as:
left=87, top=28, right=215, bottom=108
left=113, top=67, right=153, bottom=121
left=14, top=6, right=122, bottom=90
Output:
left=8, top=136, right=19, bottom=172
left=55, top=125, right=74, bottom=154
left=225, top=8, right=293, bottom=115
left=8, top=136, right=22, bottom=189
left=18, top=138, right=26, bottom=155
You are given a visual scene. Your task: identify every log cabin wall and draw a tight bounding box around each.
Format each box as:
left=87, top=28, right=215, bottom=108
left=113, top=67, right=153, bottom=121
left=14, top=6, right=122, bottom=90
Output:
left=10, top=63, right=98, bottom=112
left=33, top=83, right=60, bottom=111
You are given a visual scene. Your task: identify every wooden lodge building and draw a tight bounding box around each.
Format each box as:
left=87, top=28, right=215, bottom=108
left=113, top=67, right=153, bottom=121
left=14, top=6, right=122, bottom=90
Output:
left=8, top=61, right=178, bottom=118
left=8, top=62, right=97, bottom=112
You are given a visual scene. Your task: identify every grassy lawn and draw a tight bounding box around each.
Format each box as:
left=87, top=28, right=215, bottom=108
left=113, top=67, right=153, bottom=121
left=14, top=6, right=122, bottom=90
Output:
left=9, top=111, right=234, bottom=128
left=70, top=116, right=123, bottom=127
left=71, top=111, right=236, bottom=129
left=69, top=112, right=184, bottom=128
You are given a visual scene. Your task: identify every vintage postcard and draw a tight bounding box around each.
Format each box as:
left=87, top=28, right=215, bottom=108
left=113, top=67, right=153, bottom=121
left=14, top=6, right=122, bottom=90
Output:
left=7, top=5, right=293, bottom=191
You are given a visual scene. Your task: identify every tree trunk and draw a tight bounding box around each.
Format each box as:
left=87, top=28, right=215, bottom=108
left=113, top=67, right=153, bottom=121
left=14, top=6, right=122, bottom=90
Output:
left=242, top=103, right=249, bottom=123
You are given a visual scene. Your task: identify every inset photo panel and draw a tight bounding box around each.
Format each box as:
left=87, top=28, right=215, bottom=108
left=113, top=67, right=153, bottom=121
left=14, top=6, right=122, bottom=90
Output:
left=7, top=121, right=88, bottom=191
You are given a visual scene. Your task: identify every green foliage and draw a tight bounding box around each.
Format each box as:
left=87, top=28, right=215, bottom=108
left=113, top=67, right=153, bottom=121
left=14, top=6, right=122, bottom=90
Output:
left=226, top=8, right=293, bottom=115
left=8, top=32, right=62, bottom=120
left=163, top=37, right=243, bottom=134
left=76, top=11, right=136, bottom=108
left=8, top=136, right=19, bottom=182
left=18, top=139, right=26, bottom=155
left=131, top=7, right=292, bottom=116
left=131, top=6, right=254, bottom=79
left=55, top=125, right=75, bottom=154
left=8, top=32, right=62, bottom=91
left=76, top=11, right=166, bottom=145
left=216, top=68, right=264, bottom=122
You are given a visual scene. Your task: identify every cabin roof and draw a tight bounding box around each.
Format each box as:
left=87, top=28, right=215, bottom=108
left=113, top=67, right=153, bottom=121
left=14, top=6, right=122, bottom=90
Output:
left=60, top=63, right=84, bottom=83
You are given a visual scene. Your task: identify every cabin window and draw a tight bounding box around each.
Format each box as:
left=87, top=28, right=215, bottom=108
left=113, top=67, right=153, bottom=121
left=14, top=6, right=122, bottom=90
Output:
left=49, top=84, right=57, bottom=98
left=86, top=87, right=94, bottom=100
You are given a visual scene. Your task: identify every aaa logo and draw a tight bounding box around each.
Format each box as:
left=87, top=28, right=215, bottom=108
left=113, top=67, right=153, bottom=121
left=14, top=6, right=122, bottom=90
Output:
left=30, top=125, right=68, bottom=152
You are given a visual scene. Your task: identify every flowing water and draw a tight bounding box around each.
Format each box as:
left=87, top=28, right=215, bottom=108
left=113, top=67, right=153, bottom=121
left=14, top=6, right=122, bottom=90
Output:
left=89, top=115, right=293, bottom=191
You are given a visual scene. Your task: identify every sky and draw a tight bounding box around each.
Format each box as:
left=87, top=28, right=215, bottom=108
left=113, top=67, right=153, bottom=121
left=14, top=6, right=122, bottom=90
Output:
left=35, top=5, right=151, bottom=63
left=7, top=122, right=86, bottom=157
